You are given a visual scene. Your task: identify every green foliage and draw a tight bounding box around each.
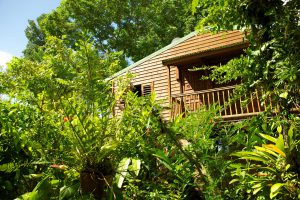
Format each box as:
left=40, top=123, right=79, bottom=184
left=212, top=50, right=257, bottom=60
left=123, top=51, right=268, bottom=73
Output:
left=162, top=107, right=227, bottom=199
left=2, top=35, right=122, bottom=105
left=0, top=100, right=68, bottom=199
left=190, top=2, right=300, bottom=197
left=192, top=0, right=300, bottom=113
left=1, top=1, right=300, bottom=199
left=230, top=120, right=300, bottom=199
left=24, top=0, right=201, bottom=62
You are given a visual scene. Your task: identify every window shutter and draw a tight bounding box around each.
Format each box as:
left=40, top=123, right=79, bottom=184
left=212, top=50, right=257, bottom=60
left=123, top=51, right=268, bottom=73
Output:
left=142, top=82, right=154, bottom=96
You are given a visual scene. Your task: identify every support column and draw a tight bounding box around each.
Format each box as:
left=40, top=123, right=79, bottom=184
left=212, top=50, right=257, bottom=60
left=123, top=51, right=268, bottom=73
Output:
left=167, top=65, right=171, bottom=103
left=166, top=65, right=172, bottom=118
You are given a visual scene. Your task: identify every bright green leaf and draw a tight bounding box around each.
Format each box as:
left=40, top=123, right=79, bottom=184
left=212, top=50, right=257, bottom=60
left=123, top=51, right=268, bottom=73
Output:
left=279, top=92, right=288, bottom=99
left=270, top=183, right=285, bottom=199
left=277, top=125, right=282, bottom=134
left=253, top=187, right=263, bottom=195
left=259, top=133, right=277, bottom=143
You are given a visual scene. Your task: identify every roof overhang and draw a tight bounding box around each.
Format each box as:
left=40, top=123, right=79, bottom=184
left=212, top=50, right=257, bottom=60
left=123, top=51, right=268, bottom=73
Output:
left=162, top=42, right=249, bottom=66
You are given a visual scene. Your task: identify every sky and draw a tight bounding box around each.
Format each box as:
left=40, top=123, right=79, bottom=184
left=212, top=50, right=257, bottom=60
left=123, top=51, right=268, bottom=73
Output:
left=0, top=0, right=61, bottom=67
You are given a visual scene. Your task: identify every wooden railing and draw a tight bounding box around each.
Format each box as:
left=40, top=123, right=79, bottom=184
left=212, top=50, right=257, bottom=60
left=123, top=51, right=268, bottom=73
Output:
left=171, top=86, right=270, bottom=119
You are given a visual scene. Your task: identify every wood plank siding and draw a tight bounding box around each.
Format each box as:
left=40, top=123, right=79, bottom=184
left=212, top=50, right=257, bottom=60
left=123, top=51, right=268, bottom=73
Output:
left=110, top=31, right=247, bottom=120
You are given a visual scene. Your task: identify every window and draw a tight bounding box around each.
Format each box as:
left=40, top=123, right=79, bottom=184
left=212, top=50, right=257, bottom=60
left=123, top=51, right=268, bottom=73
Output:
left=132, top=82, right=154, bottom=97
left=132, top=85, right=142, bottom=96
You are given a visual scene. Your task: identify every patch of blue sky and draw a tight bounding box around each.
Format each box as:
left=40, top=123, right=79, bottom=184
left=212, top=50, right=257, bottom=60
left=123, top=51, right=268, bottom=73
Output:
left=0, top=0, right=61, bottom=57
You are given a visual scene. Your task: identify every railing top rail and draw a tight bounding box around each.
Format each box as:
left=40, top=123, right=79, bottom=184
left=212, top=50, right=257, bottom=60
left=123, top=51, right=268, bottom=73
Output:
left=171, top=85, right=237, bottom=98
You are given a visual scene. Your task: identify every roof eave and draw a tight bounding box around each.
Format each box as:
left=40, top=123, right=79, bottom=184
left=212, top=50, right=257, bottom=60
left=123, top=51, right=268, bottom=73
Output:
left=162, top=41, right=249, bottom=66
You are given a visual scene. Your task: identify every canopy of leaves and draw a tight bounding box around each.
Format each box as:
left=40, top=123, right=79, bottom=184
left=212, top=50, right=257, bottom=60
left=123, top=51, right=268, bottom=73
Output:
left=24, top=0, right=200, bottom=63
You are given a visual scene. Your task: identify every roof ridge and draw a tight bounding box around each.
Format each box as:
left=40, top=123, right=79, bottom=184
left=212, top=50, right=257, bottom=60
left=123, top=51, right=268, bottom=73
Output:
left=106, top=31, right=197, bottom=81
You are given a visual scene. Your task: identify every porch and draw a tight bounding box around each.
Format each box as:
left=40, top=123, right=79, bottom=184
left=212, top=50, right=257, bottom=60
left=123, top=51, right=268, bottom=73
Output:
left=170, top=86, right=270, bottom=120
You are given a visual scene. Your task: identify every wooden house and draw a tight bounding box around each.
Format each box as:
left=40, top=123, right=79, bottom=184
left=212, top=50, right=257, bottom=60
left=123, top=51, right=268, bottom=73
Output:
left=108, top=30, right=266, bottom=120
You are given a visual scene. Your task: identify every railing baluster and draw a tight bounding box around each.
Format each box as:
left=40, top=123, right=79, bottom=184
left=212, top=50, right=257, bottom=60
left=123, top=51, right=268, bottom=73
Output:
left=179, top=97, right=182, bottom=115
left=262, top=90, right=267, bottom=111
left=217, top=91, right=221, bottom=116
left=227, top=89, right=232, bottom=115
left=191, top=95, right=193, bottom=110
left=188, top=95, right=191, bottom=111
left=245, top=94, right=249, bottom=113
left=192, top=94, right=195, bottom=111
left=240, top=96, right=244, bottom=114
left=197, top=94, right=200, bottom=109
left=185, top=96, right=188, bottom=111
left=250, top=92, right=255, bottom=112
left=202, top=93, right=205, bottom=106
left=208, top=92, right=211, bottom=109
left=222, top=90, right=227, bottom=116
left=234, top=100, right=238, bottom=114
left=255, top=89, right=261, bottom=112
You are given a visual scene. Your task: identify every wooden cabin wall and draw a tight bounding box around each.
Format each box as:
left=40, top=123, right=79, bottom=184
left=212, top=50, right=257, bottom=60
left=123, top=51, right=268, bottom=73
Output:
left=112, top=31, right=246, bottom=120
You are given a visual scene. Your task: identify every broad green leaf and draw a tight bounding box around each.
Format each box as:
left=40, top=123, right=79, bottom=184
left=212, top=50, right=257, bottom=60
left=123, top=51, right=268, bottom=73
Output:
left=253, top=187, right=263, bottom=195
left=261, top=123, right=268, bottom=132
left=285, top=164, right=290, bottom=170
left=50, top=179, right=60, bottom=185
left=131, top=158, right=141, bottom=176
left=288, top=123, right=294, bottom=147
left=229, top=179, right=239, bottom=184
left=277, top=125, right=282, bottom=134
left=152, top=149, right=171, bottom=164
left=29, top=191, right=39, bottom=200
left=8, top=108, right=17, bottom=116
left=263, top=144, right=286, bottom=157
left=229, top=163, right=243, bottom=168
left=232, top=151, right=261, bottom=157
left=254, top=146, right=278, bottom=157
left=0, top=162, right=18, bottom=173
left=238, top=156, right=269, bottom=162
left=31, top=175, right=50, bottom=191
left=255, top=151, right=277, bottom=162
left=275, top=134, right=285, bottom=152
left=15, top=192, right=31, bottom=200
left=252, top=183, right=262, bottom=189
left=259, top=133, right=277, bottom=143
left=59, top=185, right=77, bottom=200
left=232, top=151, right=270, bottom=162
left=279, top=92, right=288, bottom=99
left=26, top=173, right=43, bottom=179
left=260, top=166, right=276, bottom=173
left=270, top=183, right=285, bottom=199
left=115, top=158, right=131, bottom=188
left=158, top=159, right=173, bottom=171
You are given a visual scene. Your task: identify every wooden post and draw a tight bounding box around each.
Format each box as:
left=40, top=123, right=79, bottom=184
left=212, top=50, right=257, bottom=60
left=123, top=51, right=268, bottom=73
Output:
left=179, top=66, right=185, bottom=114
left=167, top=66, right=172, bottom=117
left=166, top=66, right=171, bottom=101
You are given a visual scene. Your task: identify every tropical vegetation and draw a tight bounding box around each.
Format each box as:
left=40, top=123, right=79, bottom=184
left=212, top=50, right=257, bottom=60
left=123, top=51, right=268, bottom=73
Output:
left=0, top=0, right=299, bottom=199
